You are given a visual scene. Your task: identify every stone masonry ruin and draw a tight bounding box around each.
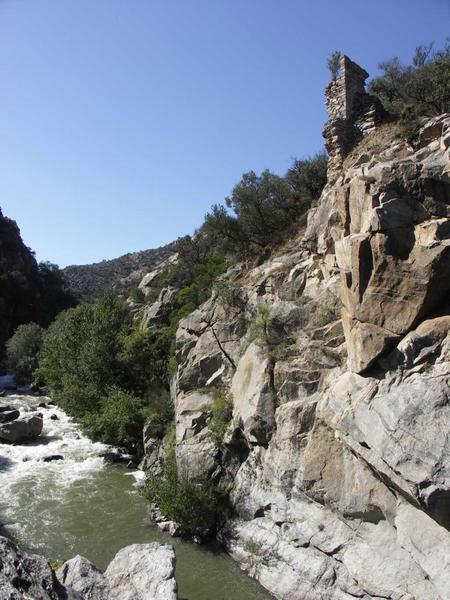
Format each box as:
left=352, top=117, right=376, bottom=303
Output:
left=323, top=54, right=385, bottom=178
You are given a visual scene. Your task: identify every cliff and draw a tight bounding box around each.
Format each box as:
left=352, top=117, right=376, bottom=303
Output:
left=142, top=57, right=450, bottom=599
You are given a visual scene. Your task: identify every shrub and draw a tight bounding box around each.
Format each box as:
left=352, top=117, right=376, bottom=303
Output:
left=249, top=305, right=285, bottom=360
left=286, top=152, right=328, bottom=211
left=129, top=286, right=145, bottom=304
left=327, top=50, right=342, bottom=79
left=143, top=458, right=224, bottom=538
left=213, top=281, right=245, bottom=311
left=36, top=292, right=174, bottom=449
left=6, top=322, right=44, bottom=383
left=82, top=387, right=144, bottom=446
left=207, top=384, right=233, bottom=443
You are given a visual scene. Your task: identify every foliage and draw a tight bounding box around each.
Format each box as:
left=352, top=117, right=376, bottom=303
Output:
left=6, top=322, right=45, bottom=382
left=249, top=304, right=285, bottom=360
left=143, top=458, right=224, bottom=538
left=129, top=286, right=145, bottom=304
left=117, top=326, right=172, bottom=397
left=0, top=208, right=75, bottom=357
left=327, top=50, right=342, bottom=79
left=203, top=154, right=327, bottom=255
left=368, top=41, right=450, bottom=135
left=82, top=387, right=144, bottom=446
left=207, top=384, right=233, bottom=443
left=213, top=280, right=246, bottom=312
left=36, top=292, right=172, bottom=447
left=286, top=152, right=328, bottom=210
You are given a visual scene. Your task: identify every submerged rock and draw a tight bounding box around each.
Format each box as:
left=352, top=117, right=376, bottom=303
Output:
left=43, top=455, right=64, bottom=462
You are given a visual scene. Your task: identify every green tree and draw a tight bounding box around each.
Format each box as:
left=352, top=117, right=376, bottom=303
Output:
left=204, top=155, right=327, bottom=255
left=368, top=41, right=450, bottom=119
left=6, top=322, right=44, bottom=383
left=327, top=50, right=342, bottom=79
left=82, top=387, right=144, bottom=446
left=37, top=292, right=128, bottom=417
left=286, top=152, right=328, bottom=211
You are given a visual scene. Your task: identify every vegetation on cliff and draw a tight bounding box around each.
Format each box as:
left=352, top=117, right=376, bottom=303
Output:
left=368, top=41, right=450, bottom=138
left=203, top=153, right=327, bottom=256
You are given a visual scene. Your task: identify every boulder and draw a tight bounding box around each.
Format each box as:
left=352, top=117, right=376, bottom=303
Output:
left=43, top=455, right=64, bottom=462
left=0, top=413, right=43, bottom=442
left=57, top=555, right=107, bottom=600
left=0, top=409, right=20, bottom=423
left=104, top=543, right=178, bottom=600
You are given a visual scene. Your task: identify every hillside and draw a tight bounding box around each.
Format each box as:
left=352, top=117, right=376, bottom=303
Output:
left=62, top=243, right=176, bottom=299
left=0, top=208, right=74, bottom=361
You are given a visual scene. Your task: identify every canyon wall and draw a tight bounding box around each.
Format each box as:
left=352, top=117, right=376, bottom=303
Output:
left=158, top=57, right=450, bottom=599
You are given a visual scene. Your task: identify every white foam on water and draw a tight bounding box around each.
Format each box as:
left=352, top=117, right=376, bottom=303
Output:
left=0, top=395, right=111, bottom=540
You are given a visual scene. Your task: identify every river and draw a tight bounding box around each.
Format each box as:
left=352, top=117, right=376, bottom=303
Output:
left=0, top=391, right=272, bottom=600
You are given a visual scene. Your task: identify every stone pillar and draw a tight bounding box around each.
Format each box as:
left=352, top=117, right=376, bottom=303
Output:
left=323, top=55, right=385, bottom=180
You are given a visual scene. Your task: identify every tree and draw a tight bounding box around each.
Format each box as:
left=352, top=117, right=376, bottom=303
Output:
left=327, top=50, right=342, bottom=79
left=286, top=152, right=328, bottom=211
left=204, top=154, right=328, bottom=255
left=368, top=41, right=450, bottom=118
left=37, top=292, right=128, bottom=417
left=82, top=387, right=144, bottom=446
left=6, top=322, right=44, bottom=382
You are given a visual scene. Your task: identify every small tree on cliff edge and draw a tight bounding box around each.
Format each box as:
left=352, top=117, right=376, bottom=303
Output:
left=327, top=51, right=342, bottom=79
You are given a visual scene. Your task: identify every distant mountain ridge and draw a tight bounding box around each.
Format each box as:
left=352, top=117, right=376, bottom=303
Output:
left=61, top=243, right=176, bottom=299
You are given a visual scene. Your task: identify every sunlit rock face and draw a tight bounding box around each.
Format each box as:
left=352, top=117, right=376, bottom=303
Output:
left=165, top=56, right=450, bottom=599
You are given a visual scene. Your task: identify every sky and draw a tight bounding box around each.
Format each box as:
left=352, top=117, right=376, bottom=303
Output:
left=0, top=0, right=449, bottom=267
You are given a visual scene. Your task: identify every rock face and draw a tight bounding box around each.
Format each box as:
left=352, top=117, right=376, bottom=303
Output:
left=56, top=543, right=178, bottom=600
left=160, top=57, right=450, bottom=599
left=0, top=535, right=77, bottom=600
left=0, top=413, right=43, bottom=442
left=335, top=114, right=450, bottom=372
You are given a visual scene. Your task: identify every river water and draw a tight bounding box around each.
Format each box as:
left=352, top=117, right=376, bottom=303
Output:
left=0, top=392, right=271, bottom=600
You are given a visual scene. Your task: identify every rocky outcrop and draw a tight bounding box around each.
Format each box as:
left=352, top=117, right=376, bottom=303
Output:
left=335, top=114, right=450, bottom=372
left=162, top=57, right=450, bottom=600
left=0, top=536, right=178, bottom=600
left=56, top=543, right=178, bottom=600
left=0, top=535, right=78, bottom=599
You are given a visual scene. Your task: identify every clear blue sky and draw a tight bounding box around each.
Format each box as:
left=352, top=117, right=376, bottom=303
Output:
left=1, top=0, right=449, bottom=267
